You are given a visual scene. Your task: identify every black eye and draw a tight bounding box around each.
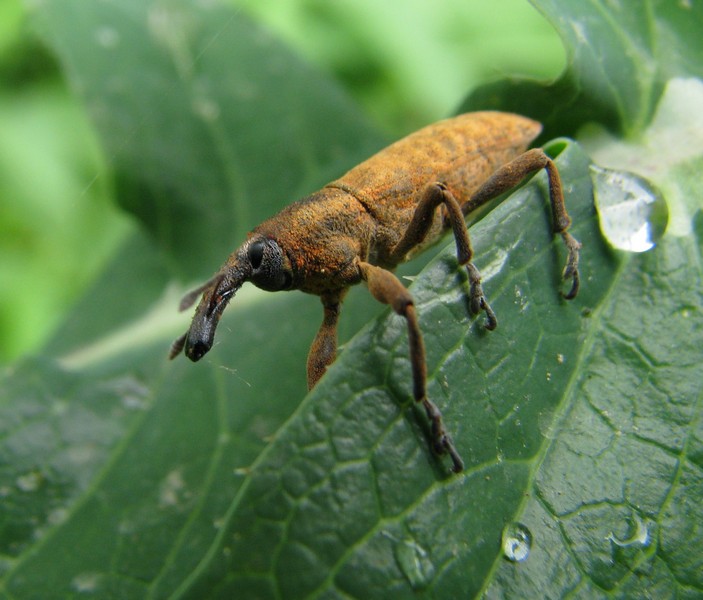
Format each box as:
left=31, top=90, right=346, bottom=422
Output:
left=246, top=238, right=293, bottom=292
left=248, top=240, right=265, bottom=269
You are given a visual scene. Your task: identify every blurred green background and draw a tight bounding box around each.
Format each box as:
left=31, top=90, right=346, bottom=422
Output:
left=0, top=0, right=563, bottom=362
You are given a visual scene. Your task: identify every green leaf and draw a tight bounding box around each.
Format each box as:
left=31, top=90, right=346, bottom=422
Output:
left=2, top=0, right=702, bottom=598
left=462, top=0, right=703, bottom=139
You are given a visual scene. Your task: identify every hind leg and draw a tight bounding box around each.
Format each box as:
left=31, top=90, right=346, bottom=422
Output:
left=461, top=148, right=581, bottom=298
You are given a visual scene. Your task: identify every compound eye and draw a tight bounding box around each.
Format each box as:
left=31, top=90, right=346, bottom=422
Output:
left=248, top=240, right=265, bottom=269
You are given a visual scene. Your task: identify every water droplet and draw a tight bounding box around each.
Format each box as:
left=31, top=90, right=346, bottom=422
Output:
left=502, top=522, right=532, bottom=562
left=393, top=538, right=435, bottom=589
left=607, top=513, right=651, bottom=548
left=591, top=165, right=668, bottom=252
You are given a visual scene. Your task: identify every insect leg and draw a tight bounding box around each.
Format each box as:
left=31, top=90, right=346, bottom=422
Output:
left=389, top=183, right=497, bottom=330
left=461, top=148, right=581, bottom=299
left=307, top=291, right=345, bottom=390
left=359, top=261, right=464, bottom=473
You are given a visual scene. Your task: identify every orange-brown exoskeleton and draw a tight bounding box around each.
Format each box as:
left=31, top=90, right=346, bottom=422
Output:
left=170, top=111, right=581, bottom=473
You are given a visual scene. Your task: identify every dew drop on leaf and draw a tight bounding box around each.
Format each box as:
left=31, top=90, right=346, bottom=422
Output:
left=591, top=165, right=668, bottom=252
left=606, top=512, right=652, bottom=548
left=393, top=538, right=435, bottom=589
left=502, top=522, right=532, bottom=562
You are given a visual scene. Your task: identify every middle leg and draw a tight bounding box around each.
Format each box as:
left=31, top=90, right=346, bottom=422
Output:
left=388, top=182, right=498, bottom=330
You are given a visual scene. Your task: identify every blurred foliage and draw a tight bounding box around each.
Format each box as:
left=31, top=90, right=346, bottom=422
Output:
left=0, top=0, right=130, bottom=361
left=235, top=0, right=565, bottom=133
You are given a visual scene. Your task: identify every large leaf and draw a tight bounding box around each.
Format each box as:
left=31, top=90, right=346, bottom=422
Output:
left=168, top=139, right=703, bottom=599
left=1, top=0, right=702, bottom=598
left=175, top=140, right=609, bottom=599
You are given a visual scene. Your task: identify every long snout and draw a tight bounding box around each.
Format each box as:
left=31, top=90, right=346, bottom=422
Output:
left=184, top=312, right=217, bottom=361
left=169, top=254, right=252, bottom=362
left=180, top=275, right=238, bottom=362
left=168, top=310, right=218, bottom=362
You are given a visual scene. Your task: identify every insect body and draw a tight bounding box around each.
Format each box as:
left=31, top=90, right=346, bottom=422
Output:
left=170, top=111, right=581, bottom=473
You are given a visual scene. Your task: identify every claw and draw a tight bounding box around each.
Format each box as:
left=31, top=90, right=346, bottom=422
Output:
left=432, top=428, right=464, bottom=473
left=424, top=397, right=465, bottom=473
left=442, top=435, right=465, bottom=473
left=562, top=265, right=580, bottom=299
left=561, top=232, right=581, bottom=300
left=466, top=262, right=498, bottom=330
left=479, top=297, right=498, bottom=331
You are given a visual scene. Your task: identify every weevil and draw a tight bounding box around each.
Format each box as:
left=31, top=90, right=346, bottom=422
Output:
left=169, top=111, right=581, bottom=473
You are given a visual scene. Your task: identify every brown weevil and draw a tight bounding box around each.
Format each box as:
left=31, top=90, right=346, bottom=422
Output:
left=169, top=111, right=581, bottom=473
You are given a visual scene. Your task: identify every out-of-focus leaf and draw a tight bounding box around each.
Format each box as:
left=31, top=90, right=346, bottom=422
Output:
left=29, top=0, right=383, bottom=278
left=235, top=0, right=566, bottom=133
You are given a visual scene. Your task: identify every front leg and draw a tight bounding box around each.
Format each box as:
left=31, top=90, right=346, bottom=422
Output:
left=359, top=261, right=464, bottom=473
left=307, top=292, right=344, bottom=389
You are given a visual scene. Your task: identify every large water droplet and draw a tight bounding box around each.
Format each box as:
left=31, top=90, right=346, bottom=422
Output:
left=502, top=522, right=532, bottom=562
left=393, top=538, right=435, bottom=589
left=591, top=165, right=668, bottom=252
